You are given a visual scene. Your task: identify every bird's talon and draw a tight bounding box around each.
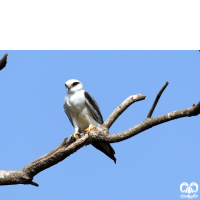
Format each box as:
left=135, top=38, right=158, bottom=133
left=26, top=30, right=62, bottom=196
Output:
left=70, top=131, right=79, bottom=138
left=85, top=126, right=96, bottom=132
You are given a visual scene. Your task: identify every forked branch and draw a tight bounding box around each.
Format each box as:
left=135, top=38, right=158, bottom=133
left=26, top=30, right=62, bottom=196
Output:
left=104, top=94, right=146, bottom=129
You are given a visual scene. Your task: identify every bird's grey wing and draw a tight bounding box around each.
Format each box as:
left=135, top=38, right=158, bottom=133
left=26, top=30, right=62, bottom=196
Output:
left=84, top=91, right=103, bottom=125
left=63, top=102, right=74, bottom=127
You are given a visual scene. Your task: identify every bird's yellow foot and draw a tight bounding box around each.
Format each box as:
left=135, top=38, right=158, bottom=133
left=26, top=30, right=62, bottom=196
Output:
left=70, top=131, right=79, bottom=138
left=85, top=126, right=96, bottom=132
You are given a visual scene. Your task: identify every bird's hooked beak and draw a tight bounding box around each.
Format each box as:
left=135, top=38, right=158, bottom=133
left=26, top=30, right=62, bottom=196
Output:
left=65, top=84, right=72, bottom=91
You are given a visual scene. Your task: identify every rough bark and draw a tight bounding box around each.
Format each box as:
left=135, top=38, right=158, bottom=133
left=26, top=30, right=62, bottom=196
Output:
left=0, top=80, right=200, bottom=187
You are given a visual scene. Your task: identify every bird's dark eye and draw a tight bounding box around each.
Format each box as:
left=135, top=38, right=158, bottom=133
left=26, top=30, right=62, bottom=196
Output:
left=73, top=82, right=79, bottom=86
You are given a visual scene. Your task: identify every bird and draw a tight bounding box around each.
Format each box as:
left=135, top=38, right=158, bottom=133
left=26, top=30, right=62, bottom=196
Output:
left=63, top=79, right=116, bottom=163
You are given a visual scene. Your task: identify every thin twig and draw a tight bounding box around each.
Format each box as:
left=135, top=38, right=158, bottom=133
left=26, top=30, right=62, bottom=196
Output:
left=24, top=180, right=39, bottom=187
left=0, top=53, right=8, bottom=71
left=147, top=81, right=169, bottom=118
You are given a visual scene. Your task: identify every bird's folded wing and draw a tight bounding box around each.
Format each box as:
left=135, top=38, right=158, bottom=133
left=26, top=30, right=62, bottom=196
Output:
left=63, top=103, right=74, bottom=127
left=84, top=91, right=104, bottom=125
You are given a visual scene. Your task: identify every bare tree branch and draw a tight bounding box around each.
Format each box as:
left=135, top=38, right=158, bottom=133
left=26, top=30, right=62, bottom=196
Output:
left=104, top=102, right=200, bottom=143
left=0, top=53, right=8, bottom=71
left=1, top=82, right=200, bottom=187
left=147, top=81, right=169, bottom=118
left=104, top=94, right=146, bottom=129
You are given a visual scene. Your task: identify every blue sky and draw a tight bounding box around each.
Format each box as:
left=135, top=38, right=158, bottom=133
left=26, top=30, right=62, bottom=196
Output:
left=0, top=51, right=200, bottom=200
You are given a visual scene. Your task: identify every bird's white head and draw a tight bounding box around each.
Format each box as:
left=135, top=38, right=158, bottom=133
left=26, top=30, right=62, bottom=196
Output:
left=65, top=79, right=83, bottom=94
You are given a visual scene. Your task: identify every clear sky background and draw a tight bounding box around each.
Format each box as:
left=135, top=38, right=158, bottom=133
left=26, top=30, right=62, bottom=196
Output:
left=0, top=50, right=200, bottom=200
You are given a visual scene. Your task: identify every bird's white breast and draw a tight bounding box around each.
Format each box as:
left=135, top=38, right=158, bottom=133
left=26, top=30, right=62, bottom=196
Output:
left=65, top=90, right=86, bottom=114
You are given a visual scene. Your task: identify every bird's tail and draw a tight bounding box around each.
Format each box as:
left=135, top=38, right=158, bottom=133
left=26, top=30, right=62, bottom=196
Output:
left=92, top=142, right=116, bottom=163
